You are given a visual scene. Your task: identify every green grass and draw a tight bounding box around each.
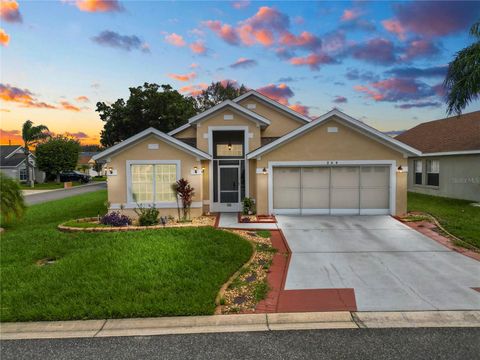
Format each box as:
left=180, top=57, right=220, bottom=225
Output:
left=0, top=190, right=253, bottom=322
left=92, top=176, right=107, bottom=182
left=20, top=182, right=82, bottom=190
left=407, top=192, right=480, bottom=248
left=61, top=220, right=109, bottom=228
left=256, top=230, right=271, bottom=238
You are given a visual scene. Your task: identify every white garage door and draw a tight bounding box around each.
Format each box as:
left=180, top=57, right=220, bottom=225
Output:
left=272, top=166, right=391, bottom=215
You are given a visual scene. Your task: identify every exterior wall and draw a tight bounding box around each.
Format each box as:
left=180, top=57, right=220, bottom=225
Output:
left=173, top=125, right=196, bottom=139
left=106, top=134, right=204, bottom=218
left=0, top=167, right=19, bottom=180
left=254, top=117, right=408, bottom=215
left=237, top=97, right=305, bottom=138
left=0, top=163, right=44, bottom=183
left=407, top=154, right=480, bottom=201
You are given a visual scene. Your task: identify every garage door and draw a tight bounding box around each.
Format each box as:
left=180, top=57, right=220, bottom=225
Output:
left=272, top=166, right=390, bottom=215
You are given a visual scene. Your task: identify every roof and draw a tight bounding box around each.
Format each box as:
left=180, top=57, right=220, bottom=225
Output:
left=78, top=152, right=98, bottom=165
left=233, top=90, right=311, bottom=124
left=247, top=109, right=421, bottom=159
left=92, top=127, right=212, bottom=162
left=0, top=145, right=25, bottom=167
left=395, top=111, right=480, bottom=154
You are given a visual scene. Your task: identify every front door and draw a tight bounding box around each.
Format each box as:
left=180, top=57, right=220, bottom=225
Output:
left=217, top=165, right=241, bottom=212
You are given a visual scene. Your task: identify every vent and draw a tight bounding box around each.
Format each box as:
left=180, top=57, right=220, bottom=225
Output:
left=327, top=127, right=338, bottom=133
left=247, top=103, right=256, bottom=109
left=148, top=143, right=159, bottom=149
left=224, top=114, right=234, bottom=120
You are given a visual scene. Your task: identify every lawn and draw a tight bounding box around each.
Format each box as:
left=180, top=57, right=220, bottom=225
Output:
left=20, top=181, right=82, bottom=190
left=0, top=190, right=252, bottom=322
left=407, top=192, right=480, bottom=249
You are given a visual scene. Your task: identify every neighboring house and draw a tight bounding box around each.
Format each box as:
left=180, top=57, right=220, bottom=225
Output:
left=0, top=145, right=45, bottom=183
left=396, top=111, right=480, bottom=202
left=93, top=90, right=420, bottom=218
left=77, top=152, right=103, bottom=176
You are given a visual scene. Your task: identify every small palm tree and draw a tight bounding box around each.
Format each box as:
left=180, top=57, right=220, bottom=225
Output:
left=444, top=20, right=480, bottom=115
left=21, top=120, right=49, bottom=187
left=0, top=172, right=26, bottom=223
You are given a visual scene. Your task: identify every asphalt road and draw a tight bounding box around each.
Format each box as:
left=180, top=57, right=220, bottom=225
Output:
left=24, top=182, right=107, bottom=205
left=1, top=328, right=479, bottom=360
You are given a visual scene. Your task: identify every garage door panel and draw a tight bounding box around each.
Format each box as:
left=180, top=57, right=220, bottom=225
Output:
left=273, top=168, right=300, bottom=210
left=301, top=167, right=329, bottom=210
left=360, top=166, right=390, bottom=211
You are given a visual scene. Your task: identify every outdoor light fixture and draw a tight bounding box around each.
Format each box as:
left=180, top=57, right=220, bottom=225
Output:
left=228, top=141, right=232, bottom=151
left=397, top=165, right=403, bottom=173
left=202, top=166, right=205, bottom=173
left=262, top=167, right=267, bottom=175
left=108, top=166, right=114, bottom=174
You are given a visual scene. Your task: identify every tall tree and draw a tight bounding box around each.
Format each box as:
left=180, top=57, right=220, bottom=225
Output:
left=21, top=120, right=49, bottom=187
left=444, top=20, right=480, bottom=115
left=97, top=83, right=197, bottom=147
left=36, top=136, right=81, bottom=182
left=195, top=81, right=249, bottom=112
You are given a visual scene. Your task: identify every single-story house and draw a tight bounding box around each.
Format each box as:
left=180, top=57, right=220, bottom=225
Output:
left=93, top=90, right=420, bottom=218
left=0, top=145, right=45, bottom=183
left=395, top=111, right=480, bottom=202
left=77, top=152, right=104, bottom=176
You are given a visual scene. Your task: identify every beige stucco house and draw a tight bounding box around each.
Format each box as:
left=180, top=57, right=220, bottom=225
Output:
left=93, top=91, right=420, bottom=218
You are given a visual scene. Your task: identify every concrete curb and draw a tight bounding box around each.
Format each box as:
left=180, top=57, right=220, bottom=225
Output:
left=1, top=311, right=479, bottom=340
left=23, top=181, right=106, bottom=197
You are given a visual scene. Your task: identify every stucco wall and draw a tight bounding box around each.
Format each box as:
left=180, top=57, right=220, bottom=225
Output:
left=237, top=97, right=305, bottom=138
left=173, top=125, right=196, bottom=139
left=254, top=118, right=408, bottom=215
left=106, top=134, right=204, bottom=217
left=407, top=154, right=480, bottom=201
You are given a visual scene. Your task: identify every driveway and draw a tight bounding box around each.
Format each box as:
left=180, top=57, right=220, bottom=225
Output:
left=277, top=215, right=480, bottom=311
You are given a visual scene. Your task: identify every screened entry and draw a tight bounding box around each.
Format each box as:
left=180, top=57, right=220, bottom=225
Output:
left=272, top=166, right=391, bottom=215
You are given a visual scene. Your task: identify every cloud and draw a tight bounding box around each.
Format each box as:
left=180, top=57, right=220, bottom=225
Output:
left=400, top=39, right=440, bottom=61
left=59, top=101, right=81, bottom=112
left=0, top=129, right=22, bottom=144
left=395, top=101, right=441, bottom=109
left=256, top=83, right=294, bottom=105
left=386, top=65, right=448, bottom=78
left=333, top=96, right=348, bottom=104
left=92, top=30, right=149, bottom=52
left=168, top=72, right=197, bottom=82
left=345, top=69, right=378, bottom=82
left=0, top=28, right=10, bottom=46
left=350, top=38, right=396, bottom=65
left=164, top=33, right=186, bottom=47
left=65, top=131, right=89, bottom=139
left=75, top=95, right=90, bottom=102
left=0, top=0, right=22, bottom=23
left=190, top=63, right=199, bottom=68
left=382, top=19, right=407, bottom=40
left=203, top=20, right=240, bottom=45
left=339, top=7, right=375, bottom=32
left=341, top=9, right=361, bottom=21
left=232, top=0, right=250, bottom=9
left=277, top=76, right=305, bottom=83
left=289, top=53, right=337, bottom=70
left=230, top=57, right=258, bottom=69
left=354, top=77, right=435, bottom=102
left=189, top=40, right=206, bottom=54
left=179, top=83, right=208, bottom=96
left=279, top=31, right=322, bottom=52
left=391, top=1, right=480, bottom=37
left=0, top=83, right=56, bottom=109
left=289, top=103, right=310, bottom=116
left=237, top=6, right=289, bottom=46
left=74, top=0, right=122, bottom=13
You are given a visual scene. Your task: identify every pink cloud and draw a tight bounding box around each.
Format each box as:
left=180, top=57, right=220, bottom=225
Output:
left=279, top=31, right=322, bottom=52
left=0, top=0, right=22, bottom=23
left=382, top=19, right=407, bottom=40
left=203, top=20, right=240, bottom=45
left=0, top=28, right=10, bottom=46
left=289, top=103, right=310, bottom=116
left=165, top=33, right=186, bottom=47
left=350, top=38, right=396, bottom=65
left=189, top=41, right=206, bottom=54
left=75, top=95, right=89, bottom=102
left=75, top=0, right=122, bottom=13
left=401, top=39, right=439, bottom=61
left=354, top=77, right=435, bottom=102
left=190, top=63, right=199, bottom=68
left=289, top=53, right=336, bottom=70
left=59, top=101, right=81, bottom=112
left=256, top=83, right=294, bottom=105
left=168, top=72, right=197, bottom=82
left=179, top=83, right=208, bottom=96
left=230, top=57, right=258, bottom=69
left=341, top=8, right=361, bottom=21
left=232, top=0, right=250, bottom=9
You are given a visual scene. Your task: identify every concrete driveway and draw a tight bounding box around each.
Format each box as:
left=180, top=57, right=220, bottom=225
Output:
left=277, top=215, right=480, bottom=311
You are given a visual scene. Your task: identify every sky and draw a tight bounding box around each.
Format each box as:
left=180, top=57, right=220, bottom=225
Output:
left=1, top=0, right=479, bottom=145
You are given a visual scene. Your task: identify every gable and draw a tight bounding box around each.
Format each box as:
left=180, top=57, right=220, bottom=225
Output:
left=237, top=97, right=305, bottom=137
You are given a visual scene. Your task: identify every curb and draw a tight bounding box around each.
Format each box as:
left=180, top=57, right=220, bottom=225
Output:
left=23, top=182, right=106, bottom=197
left=2, top=311, right=479, bottom=340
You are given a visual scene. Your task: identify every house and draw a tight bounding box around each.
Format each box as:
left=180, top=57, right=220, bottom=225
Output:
left=396, top=111, right=480, bottom=202
left=0, top=145, right=45, bottom=183
left=77, top=152, right=104, bottom=176
left=92, top=90, right=420, bottom=218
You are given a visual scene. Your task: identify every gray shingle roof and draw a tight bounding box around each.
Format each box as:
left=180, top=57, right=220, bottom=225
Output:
left=0, top=145, right=26, bottom=167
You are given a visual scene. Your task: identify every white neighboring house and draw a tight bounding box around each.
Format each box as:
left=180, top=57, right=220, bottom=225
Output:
left=0, top=145, right=45, bottom=183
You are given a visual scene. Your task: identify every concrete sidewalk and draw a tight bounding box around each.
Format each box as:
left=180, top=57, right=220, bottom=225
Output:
left=2, top=311, right=479, bottom=340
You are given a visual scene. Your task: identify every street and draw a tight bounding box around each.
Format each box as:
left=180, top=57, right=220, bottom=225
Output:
left=1, top=327, right=479, bottom=360
left=24, top=182, right=107, bottom=205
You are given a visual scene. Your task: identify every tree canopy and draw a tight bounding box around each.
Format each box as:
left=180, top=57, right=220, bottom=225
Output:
left=444, top=20, right=480, bottom=115
left=36, top=136, right=81, bottom=181
left=97, top=83, right=197, bottom=147
left=195, top=81, right=249, bottom=112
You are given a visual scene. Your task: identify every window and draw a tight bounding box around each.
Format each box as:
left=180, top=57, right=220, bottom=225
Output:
left=426, top=160, right=440, bottom=186
left=414, top=160, right=423, bottom=185
left=130, top=164, right=177, bottom=203
left=19, top=168, right=27, bottom=181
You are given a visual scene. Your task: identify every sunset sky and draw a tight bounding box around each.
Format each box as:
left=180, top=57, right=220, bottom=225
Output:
left=1, top=0, right=479, bottom=145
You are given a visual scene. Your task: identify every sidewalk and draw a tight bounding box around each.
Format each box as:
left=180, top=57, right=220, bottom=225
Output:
left=217, top=213, right=278, bottom=230
left=2, top=311, right=479, bottom=340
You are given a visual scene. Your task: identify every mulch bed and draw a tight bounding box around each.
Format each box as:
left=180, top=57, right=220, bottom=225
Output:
left=238, top=214, right=277, bottom=223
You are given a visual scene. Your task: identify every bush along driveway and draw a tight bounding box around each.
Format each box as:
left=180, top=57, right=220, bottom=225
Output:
left=0, top=190, right=252, bottom=322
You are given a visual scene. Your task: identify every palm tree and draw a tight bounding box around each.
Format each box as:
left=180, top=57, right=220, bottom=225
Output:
left=21, top=120, right=49, bottom=187
left=0, top=172, right=26, bottom=223
left=444, top=20, right=480, bottom=115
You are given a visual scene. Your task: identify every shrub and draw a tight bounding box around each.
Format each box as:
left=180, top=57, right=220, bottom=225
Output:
left=0, top=172, right=26, bottom=223
left=173, top=178, right=195, bottom=221
left=242, top=197, right=256, bottom=215
left=135, top=204, right=159, bottom=226
left=100, top=211, right=132, bottom=227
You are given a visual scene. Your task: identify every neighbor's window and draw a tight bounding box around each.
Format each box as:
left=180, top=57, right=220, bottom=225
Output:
left=216, top=144, right=243, bottom=157
left=131, top=164, right=177, bottom=203
left=414, top=160, right=423, bottom=185
left=426, top=160, right=440, bottom=186
left=19, top=168, right=27, bottom=181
